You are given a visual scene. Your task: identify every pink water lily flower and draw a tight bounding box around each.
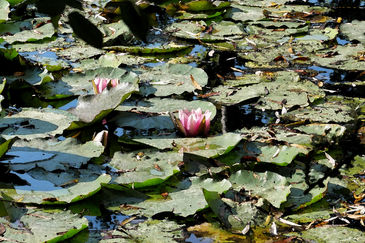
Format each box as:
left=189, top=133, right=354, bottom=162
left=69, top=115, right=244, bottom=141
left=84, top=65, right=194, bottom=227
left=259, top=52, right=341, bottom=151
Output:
left=92, top=77, right=119, bottom=94
left=177, top=108, right=211, bottom=137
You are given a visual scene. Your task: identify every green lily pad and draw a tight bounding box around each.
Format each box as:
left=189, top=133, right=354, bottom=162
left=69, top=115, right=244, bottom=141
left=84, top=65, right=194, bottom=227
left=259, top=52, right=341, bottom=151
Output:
left=134, top=133, right=242, bottom=159
left=138, top=63, right=208, bottom=96
left=225, top=5, right=265, bottom=22
left=204, top=189, right=266, bottom=231
left=218, top=140, right=309, bottom=166
left=0, top=108, right=78, bottom=139
left=105, top=42, right=192, bottom=54
left=109, top=149, right=182, bottom=188
left=284, top=168, right=329, bottom=210
left=340, top=155, right=365, bottom=195
left=182, top=0, right=230, bottom=12
left=43, top=67, right=138, bottom=98
left=296, top=124, right=346, bottom=143
left=113, top=98, right=216, bottom=131
left=0, top=138, right=15, bottom=159
left=166, top=20, right=245, bottom=42
left=0, top=174, right=111, bottom=204
left=282, top=101, right=355, bottom=124
left=210, top=71, right=324, bottom=108
left=1, top=137, right=104, bottom=171
left=284, top=200, right=332, bottom=223
left=102, top=20, right=134, bottom=46
left=112, top=111, right=175, bottom=130
left=118, top=98, right=217, bottom=118
left=229, top=170, right=291, bottom=208
left=78, top=53, right=154, bottom=70
left=340, top=20, right=365, bottom=45
left=312, top=44, right=365, bottom=71
left=99, top=219, right=184, bottom=243
left=68, top=78, right=138, bottom=128
left=287, top=226, right=365, bottom=243
left=0, top=207, right=88, bottom=242
left=4, top=67, right=53, bottom=86
left=2, top=22, right=55, bottom=44
left=56, top=44, right=104, bottom=62
left=0, top=0, right=9, bottom=23
left=105, top=177, right=211, bottom=217
left=20, top=51, right=70, bottom=71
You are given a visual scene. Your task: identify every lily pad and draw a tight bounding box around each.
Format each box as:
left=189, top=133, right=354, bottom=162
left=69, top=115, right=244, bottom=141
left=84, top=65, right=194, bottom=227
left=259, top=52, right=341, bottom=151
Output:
left=113, top=98, right=216, bottom=131
left=105, top=177, right=210, bottom=217
left=0, top=207, right=88, bottom=242
left=229, top=170, right=291, bottom=208
left=287, top=226, right=365, bottom=243
left=225, top=5, right=265, bottom=22
left=105, top=42, right=192, bottom=54
left=312, top=44, right=365, bottom=71
left=0, top=137, right=104, bottom=171
left=68, top=78, right=138, bottom=128
left=99, top=219, right=184, bottom=243
left=0, top=138, right=15, bottom=158
left=340, top=155, right=365, bottom=195
left=0, top=174, right=111, bottom=204
left=109, top=149, right=182, bottom=188
left=210, top=71, right=324, bottom=109
left=340, top=20, right=365, bottom=45
left=218, top=141, right=309, bottom=166
left=166, top=20, right=245, bottom=42
left=204, top=189, right=266, bottom=231
left=134, top=133, right=242, bottom=159
left=0, top=0, right=9, bottom=23
left=138, top=63, right=208, bottom=96
left=282, top=101, right=355, bottom=124
left=0, top=108, right=78, bottom=139
left=43, top=67, right=138, bottom=98
left=284, top=168, right=329, bottom=210
left=78, top=53, right=154, bottom=69
left=118, top=98, right=217, bottom=118
left=112, top=111, right=175, bottom=130
left=2, top=22, right=55, bottom=44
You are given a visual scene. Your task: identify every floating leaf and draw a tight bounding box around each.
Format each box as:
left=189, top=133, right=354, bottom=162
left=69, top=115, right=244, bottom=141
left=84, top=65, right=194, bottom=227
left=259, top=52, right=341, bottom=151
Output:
left=109, top=149, right=182, bottom=188
left=204, top=189, right=266, bottom=231
left=340, top=20, right=365, bottom=45
left=105, top=42, right=192, bottom=54
left=0, top=108, right=77, bottom=139
left=43, top=67, right=137, bottom=98
left=0, top=137, right=104, bottom=171
left=284, top=169, right=329, bottom=210
left=287, top=226, right=365, bottom=243
left=0, top=174, right=111, bottom=204
left=0, top=206, right=88, bottom=242
left=229, top=170, right=291, bottom=208
left=138, top=63, right=208, bottom=96
left=282, top=101, right=355, bottom=124
left=2, top=22, right=55, bottom=44
left=312, top=44, right=365, bottom=71
left=113, top=98, right=216, bottom=131
left=68, top=77, right=138, bottom=128
left=134, top=133, right=242, bottom=159
left=218, top=141, right=309, bottom=166
left=98, top=219, right=184, bottom=242
left=167, top=20, right=245, bottom=41
left=104, top=177, right=210, bottom=217
left=0, top=0, right=9, bottom=23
